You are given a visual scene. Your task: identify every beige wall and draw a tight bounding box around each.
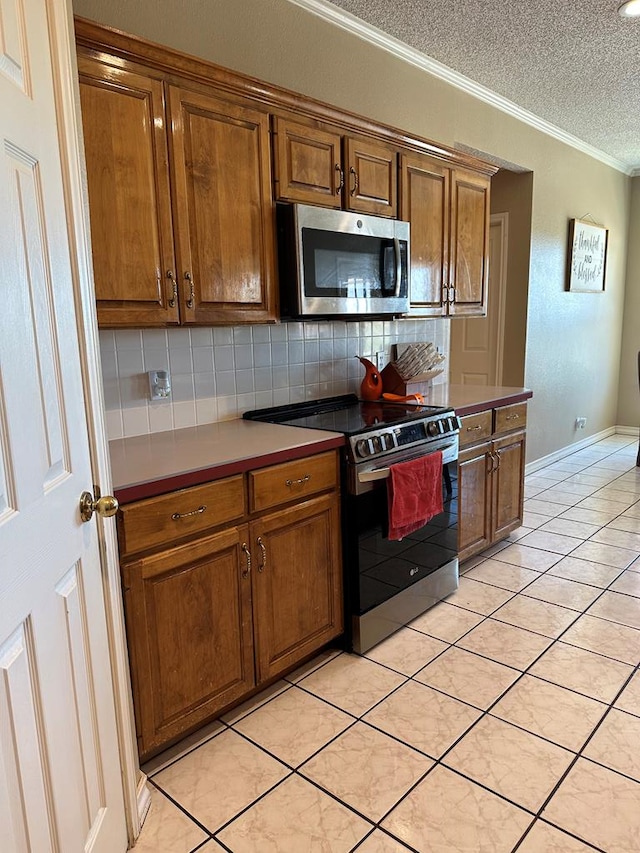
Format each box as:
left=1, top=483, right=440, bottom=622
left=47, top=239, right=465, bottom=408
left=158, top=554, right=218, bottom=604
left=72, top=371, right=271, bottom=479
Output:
left=490, top=170, right=533, bottom=387
left=73, top=0, right=632, bottom=463
left=617, top=176, right=640, bottom=429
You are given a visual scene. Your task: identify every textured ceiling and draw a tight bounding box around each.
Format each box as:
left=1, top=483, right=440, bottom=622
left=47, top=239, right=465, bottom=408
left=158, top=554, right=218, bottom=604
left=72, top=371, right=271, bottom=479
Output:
left=324, top=0, right=640, bottom=173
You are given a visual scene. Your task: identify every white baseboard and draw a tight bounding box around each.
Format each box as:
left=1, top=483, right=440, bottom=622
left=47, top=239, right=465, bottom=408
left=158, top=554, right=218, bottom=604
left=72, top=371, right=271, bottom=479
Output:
left=525, top=426, right=619, bottom=475
left=614, top=425, right=640, bottom=437
left=136, top=773, right=152, bottom=832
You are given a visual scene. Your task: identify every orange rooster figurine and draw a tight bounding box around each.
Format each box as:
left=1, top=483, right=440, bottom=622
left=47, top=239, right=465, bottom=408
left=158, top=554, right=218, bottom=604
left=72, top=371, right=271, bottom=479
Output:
left=356, top=355, right=383, bottom=400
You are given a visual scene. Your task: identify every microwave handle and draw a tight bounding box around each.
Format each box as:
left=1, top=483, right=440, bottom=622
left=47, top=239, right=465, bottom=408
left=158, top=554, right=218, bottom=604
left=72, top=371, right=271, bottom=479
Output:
left=393, top=238, right=402, bottom=297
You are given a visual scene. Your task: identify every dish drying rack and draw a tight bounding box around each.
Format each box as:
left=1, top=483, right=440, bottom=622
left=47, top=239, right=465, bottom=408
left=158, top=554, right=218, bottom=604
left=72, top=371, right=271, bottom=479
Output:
left=381, top=342, right=446, bottom=396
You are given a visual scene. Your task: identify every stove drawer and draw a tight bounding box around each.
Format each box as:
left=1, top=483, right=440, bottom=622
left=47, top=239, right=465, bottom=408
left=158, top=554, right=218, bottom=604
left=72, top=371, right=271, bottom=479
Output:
left=248, top=450, right=339, bottom=513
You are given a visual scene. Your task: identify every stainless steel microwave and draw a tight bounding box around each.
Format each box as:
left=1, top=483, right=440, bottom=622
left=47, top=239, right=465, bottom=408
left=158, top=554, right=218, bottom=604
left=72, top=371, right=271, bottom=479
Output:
left=277, top=203, right=410, bottom=318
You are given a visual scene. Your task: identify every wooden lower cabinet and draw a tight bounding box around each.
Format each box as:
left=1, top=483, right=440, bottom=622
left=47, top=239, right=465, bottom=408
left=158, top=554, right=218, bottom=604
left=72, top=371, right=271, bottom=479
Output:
left=458, top=406, right=526, bottom=561
left=122, top=526, right=255, bottom=759
left=458, top=440, right=492, bottom=559
left=251, top=493, right=342, bottom=682
left=119, top=450, right=343, bottom=759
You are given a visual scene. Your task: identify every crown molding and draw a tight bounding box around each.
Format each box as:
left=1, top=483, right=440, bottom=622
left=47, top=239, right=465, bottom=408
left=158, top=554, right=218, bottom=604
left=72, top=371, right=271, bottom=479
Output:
left=287, top=0, right=634, bottom=176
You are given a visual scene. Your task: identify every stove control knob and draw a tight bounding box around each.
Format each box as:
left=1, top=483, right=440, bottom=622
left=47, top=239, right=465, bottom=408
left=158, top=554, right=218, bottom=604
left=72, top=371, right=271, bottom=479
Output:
left=371, top=436, right=382, bottom=454
left=382, top=432, right=394, bottom=450
left=356, top=439, right=370, bottom=457
left=427, top=420, right=441, bottom=436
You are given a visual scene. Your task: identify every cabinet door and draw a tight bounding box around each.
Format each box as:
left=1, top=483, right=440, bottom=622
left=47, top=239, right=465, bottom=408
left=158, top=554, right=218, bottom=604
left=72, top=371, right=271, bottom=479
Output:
left=77, top=57, right=179, bottom=328
left=458, top=440, right=492, bottom=560
left=492, top=431, right=526, bottom=541
left=169, top=86, right=277, bottom=324
left=400, top=152, right=449, bottom=316
left=251, top=494, right=343, bottom=683
left=448, top=169, right=491, bottom=316
left=272, top=116, right=343, bottom=207
left=122, top=526, right=255, bottom=759
left=345, top=136, right=397, bottom=217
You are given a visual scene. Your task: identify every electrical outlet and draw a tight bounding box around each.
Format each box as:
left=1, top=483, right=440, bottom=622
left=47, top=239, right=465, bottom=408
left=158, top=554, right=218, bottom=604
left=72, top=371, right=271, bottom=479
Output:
left=376, top=351, right=388, bottom=370
left=575, top=417, right=587, bottom=430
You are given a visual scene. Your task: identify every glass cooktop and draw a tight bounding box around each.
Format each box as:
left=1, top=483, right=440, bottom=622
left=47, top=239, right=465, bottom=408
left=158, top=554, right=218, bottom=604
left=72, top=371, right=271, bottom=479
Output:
left=243, top=394, right=449, bottom=436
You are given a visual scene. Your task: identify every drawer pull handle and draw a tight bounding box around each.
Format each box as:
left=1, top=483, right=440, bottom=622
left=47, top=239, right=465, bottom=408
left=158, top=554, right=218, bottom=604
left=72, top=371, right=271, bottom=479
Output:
left=241, top=543, right=252, bottom=578
left=171, top=504, right=207, bottom=520
left=285, top=474, right=311, bottom=487
left=257, top=536, right=267, bottom=573
left=506, top=414, right=520, bottom=420
left=467, top=424, right=482, bottom=432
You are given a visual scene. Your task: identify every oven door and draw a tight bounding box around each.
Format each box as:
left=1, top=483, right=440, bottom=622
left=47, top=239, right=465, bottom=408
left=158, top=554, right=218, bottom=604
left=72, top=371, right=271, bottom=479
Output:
left=344, top=457, right=459, bottom=653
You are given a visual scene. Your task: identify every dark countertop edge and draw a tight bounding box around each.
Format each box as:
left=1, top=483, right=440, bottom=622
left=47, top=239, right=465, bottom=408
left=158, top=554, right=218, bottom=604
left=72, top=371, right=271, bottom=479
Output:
left=453, top=389, right=533, bottom=418
left=113, top=434, right=346, bottom=504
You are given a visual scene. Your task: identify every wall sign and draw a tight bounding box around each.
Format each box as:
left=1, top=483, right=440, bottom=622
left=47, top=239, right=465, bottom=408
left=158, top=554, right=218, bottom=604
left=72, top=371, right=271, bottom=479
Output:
left=566, top=218, right=608, bottom=292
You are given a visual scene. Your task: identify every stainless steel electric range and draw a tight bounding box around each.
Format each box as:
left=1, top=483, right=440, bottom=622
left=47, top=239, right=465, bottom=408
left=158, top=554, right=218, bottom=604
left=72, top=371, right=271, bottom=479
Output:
left=244, top=394, right=461, bottom=653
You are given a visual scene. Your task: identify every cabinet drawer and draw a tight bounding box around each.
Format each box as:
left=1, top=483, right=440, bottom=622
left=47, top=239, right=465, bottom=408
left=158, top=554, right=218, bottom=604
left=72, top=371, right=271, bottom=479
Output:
left=118, top=475, right=245, bottom=557
left=248, top=451, right=338, bottom=513
left=459, top=411, right=492, bottom=447
left=494, top=403, right=527, bottom=435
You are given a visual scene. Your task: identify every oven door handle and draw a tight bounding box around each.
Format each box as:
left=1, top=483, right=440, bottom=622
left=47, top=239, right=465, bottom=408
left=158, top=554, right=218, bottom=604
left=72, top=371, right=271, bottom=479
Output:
left=357, top=443, right=456, bottom=483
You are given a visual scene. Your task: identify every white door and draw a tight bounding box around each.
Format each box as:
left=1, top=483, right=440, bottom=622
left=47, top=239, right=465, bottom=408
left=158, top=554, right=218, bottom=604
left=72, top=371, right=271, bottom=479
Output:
left=0, top=0, right=128, bottom=850
left=449, top=213, right=508, bottom=385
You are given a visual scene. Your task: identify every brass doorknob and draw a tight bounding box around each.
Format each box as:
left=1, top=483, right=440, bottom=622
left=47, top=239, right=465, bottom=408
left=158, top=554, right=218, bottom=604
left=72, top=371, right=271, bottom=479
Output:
left=79, top=490, right=119, bottom=522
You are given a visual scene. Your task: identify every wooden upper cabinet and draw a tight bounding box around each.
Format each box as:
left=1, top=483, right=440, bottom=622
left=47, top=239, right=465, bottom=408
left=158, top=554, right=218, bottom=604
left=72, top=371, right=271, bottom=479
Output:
left=272, top=116, right=342, bottom=207
left=400, top=152, right=491, bottom=318
left=273, top=115, right=397, bottom=217
left=449, top=168, right=491, bottom=316
left=78, top=57, right=179, bottom=327
left=345, top=136, right=397, bottom=216
left=77, top=47, right=277, bottom=328
left=400, top=152, right=450, bottom=317
left=169, top=87, right=277, bottom=325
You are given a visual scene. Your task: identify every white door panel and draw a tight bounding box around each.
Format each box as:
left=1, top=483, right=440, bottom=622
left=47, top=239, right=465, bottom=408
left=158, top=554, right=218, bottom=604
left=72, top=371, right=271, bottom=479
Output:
left=450, top=214, right=507, bottom=386
left=0, top=0, right=128, bottom=850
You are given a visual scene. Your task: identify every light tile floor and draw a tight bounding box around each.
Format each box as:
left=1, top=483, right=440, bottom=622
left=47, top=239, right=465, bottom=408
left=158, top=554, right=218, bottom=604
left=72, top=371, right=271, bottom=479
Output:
left=135, top=434, right=640, bottom=852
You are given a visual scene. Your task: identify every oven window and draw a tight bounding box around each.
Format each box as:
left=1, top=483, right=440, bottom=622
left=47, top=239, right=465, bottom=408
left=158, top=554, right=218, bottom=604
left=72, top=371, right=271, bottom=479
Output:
left=301, top=228, right=408, bottom=299
left=352, top=463, right=458, bottom=615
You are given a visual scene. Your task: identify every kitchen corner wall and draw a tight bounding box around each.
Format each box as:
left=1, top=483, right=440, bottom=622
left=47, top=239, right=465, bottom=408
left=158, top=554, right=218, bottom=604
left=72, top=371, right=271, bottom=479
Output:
left=100, top=318, right=449, bottom=440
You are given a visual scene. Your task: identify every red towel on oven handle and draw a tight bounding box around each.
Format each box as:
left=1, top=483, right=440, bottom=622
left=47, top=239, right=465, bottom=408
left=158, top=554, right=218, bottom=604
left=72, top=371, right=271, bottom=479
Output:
left=386, top=450, right=444, bottom=541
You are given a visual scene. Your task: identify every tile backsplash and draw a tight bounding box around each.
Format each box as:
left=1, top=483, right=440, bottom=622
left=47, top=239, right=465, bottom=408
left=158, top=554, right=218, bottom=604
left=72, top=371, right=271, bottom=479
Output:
left=100, top=318, right=449, bottom=440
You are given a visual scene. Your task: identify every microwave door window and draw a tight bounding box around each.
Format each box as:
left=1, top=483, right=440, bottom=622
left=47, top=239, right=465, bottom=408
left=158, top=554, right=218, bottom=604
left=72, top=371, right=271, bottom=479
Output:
left=302, top=228, right=388, bottom=298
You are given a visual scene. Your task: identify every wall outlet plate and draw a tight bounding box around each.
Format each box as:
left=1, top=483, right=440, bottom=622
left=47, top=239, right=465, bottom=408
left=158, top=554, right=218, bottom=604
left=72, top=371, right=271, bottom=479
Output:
left=148, top=369, right=171, bottom=400
left=575, top=417, right=587, bottom=429
left=376, top=351, right=388, bottom=370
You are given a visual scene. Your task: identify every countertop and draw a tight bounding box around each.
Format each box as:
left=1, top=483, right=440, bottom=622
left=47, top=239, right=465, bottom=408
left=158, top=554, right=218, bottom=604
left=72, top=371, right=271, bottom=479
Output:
left=109, top=419, right=344, bottom=503
left=109, top=384, right=532, bottom=503
left=425, top=384, right=532, bottom=417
